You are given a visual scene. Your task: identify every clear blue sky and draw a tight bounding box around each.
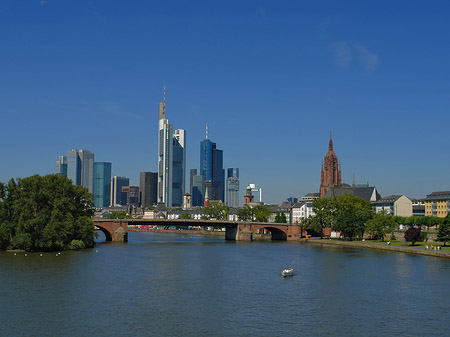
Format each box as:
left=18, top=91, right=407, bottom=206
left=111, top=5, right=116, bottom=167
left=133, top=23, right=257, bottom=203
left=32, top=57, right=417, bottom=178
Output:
left=1, top=0, right=449, bottom=204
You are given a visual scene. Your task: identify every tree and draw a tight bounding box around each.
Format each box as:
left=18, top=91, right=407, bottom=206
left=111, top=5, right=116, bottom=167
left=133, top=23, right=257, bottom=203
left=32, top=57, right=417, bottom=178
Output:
left=366, top=210, right=398, bottom=241
left=331, top=194, right=373, bottom=240
left=404, top=226, right=421, bottom=246
left=237, top=204, right=271, bottom=222
left=203, top=201, right=229, bottom=220
left=106, top=212, right=132, bottom=219
left=274, top=212, right=287, bottom=223
left=0, top=174, right=96, bottom=251
left=305, top=197, right=336, bottom=237
left=436, top=216, right=450, bottom=246
left=180, top=213, right=192, bottom=219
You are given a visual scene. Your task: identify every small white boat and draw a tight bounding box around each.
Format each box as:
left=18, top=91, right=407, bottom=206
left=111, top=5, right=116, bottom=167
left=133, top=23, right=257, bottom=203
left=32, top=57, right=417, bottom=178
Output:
left=281, top=268, right=294, bottom=277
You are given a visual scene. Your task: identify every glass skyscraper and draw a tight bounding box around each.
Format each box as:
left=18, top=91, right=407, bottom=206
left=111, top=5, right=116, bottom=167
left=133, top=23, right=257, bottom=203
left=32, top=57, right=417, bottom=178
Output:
left=157, top=87, right=186, bottom=207
left=56, top=155, right=68, bottom=176
left=226, top=168, right=239, bottom=207
left=67, top=149, right=94, bottom=193
left=199, top=129, right=224, bottom=202
left=93, top=162, right=112, bottom=208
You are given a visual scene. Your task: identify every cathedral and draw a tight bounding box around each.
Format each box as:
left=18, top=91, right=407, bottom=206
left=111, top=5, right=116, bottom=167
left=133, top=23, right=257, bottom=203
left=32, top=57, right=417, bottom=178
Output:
left=319, top=133, right=342, bottom=198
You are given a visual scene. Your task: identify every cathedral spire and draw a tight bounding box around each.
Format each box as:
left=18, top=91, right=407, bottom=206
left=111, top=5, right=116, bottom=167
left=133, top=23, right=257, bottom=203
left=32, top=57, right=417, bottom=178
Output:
left=329, top=131, right=333, bottom=152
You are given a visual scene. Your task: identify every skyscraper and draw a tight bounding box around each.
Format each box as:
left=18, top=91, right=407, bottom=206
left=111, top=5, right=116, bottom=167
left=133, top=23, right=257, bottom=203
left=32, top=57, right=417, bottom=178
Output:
left=157, top=87, right=186, bottom=207
left=110, top=176, right=129, bottom=206
left=140, top=171, right=158, bottom=209
left=226, top=168, right=239, bottom=207
left=199, top=125, right=224, bottom=202
left=67, top=149, right=94, bottom=193
left=56, top=155, right=68, bottom=176
left=93, top=162, right=112, bottom=208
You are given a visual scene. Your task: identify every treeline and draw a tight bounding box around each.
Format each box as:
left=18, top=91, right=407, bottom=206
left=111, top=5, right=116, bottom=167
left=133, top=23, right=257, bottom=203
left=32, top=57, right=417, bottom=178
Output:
left=0, top=174, right=96, bottom=251
left=303, top=194, right=450, bottom=244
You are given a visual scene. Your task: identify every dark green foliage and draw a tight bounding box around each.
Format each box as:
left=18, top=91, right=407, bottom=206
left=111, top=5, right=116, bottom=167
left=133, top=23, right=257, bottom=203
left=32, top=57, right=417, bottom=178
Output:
left=305, top=194, right=373, bottom=240
left=366, top=210, right=398, bottom=241
left=274, top=212, right=287, bottom=223
left=238, top=204, right=271, bottom=222
left=436, top=216, right=450, bottom=246
left=180, top=213, right=192, bottom=219
left=106, top=212, right=132, bottom=219
left=404, top=227, right=421, bottom=246
left=203, top=201, right=230, bottom=220
left=0, top=174, right=95, bottom=251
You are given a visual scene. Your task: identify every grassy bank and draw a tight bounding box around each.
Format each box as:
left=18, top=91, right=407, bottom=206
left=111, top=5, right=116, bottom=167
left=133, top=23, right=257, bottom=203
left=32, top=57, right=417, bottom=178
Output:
left=301, top=238, right=450, bottom=259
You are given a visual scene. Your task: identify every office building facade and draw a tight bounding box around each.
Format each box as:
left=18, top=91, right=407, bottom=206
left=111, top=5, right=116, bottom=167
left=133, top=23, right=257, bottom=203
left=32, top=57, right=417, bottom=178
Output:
left=93, top=162, right=112, bottom=208
left=56, top=155, right=68, bottom=176
left=67, top=149, right=94, bottom=193
left=140, top=171, right=158, bottom=209
left=110, top=176, right=129, bottom=206
left=157, top=87, right=186, bottom=207
left=226, top=168, right=239, bottom=207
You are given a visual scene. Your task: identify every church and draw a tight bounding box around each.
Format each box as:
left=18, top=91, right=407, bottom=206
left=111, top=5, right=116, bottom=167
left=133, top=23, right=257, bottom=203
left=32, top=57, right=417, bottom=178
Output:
left=319, top=133, right=342, bottom=198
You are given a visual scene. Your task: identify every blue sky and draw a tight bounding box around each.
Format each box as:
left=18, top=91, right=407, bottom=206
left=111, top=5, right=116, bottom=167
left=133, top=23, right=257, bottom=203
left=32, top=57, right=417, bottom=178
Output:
left=1, top=0, right=449, bottom=204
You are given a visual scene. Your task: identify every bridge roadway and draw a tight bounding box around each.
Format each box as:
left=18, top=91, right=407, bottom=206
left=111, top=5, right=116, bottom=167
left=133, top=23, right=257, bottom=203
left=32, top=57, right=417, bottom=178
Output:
left=94, top=218, right=303, bottom=242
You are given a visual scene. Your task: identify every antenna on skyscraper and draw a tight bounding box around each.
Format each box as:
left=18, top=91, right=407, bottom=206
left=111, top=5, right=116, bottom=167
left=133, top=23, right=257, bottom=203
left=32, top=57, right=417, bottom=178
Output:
left=206, top=123, right=208, bottom=140
left=163, top=85, right=166, bottom=114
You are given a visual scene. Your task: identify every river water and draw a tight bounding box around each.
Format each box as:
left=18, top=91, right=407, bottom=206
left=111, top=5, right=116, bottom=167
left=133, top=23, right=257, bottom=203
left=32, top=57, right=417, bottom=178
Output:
left=1, top=231, right=449, bottom=336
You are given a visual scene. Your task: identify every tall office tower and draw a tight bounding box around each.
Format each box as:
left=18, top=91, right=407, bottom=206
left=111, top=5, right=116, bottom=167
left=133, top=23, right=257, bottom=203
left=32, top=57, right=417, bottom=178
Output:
left=121, top=186, right=140, bottom=209
left=192, top=174, right=205, bottom=206
left=157, top=87, right=186, bottom=207
left=56, top=155, right=68, bottom=176
left=67, top=149, right=95, bottom=193
left=172, top=129, right=186, bottom=207
left=226, top=168, right=239, bottom=207
left=140, top=172, right=158, bottom=209
left=110, top=176, right=129, bottom=206
left=190, top=169, right=197, bottom=195
left=93, top=162, right=112, bottom=208
left=199, top=124, right=224, bottom=201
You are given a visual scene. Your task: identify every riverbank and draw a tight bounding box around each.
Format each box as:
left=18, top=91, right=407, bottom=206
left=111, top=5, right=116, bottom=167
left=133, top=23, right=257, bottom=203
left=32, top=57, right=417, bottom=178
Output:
left=301, top=238, right=450, bottom=259
left=128, top=228, right=450, bottom=259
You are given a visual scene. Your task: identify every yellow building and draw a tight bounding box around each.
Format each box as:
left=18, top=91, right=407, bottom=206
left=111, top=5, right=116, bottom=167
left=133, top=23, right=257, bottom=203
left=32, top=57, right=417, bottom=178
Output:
left=424, top=191, right=450, bottom=217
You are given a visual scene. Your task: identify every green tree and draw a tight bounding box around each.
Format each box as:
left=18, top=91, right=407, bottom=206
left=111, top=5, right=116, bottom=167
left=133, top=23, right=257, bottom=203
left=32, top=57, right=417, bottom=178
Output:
left=203, top=201, right=229, bottom=220
left=180, top=213, right=192, bottom=219
left=106, top=212, right=132, bottom=219
left=331, top=194, right=373, bottom=240
left=0, top=174, right=96, bottom=251
left=237, top=204, right=271, bottom=222
left=274, top=212, right=287, bottom=223
left=436, top=216, right=450, bottom=246
left=366, top=210, right=398, bottom=241
left=404, top=226, right=421, bottom=246
left=305, top=197, right=336, bottom=238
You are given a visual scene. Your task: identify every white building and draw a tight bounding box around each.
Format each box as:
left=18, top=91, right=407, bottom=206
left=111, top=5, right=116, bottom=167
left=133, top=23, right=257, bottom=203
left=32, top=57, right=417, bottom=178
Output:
left=291, top=202, right=315, bottom=224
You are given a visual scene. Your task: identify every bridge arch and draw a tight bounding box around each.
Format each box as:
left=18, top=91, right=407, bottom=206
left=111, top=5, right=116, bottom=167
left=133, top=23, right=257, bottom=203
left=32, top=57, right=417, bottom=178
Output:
left=93, top=220, right=128, bottom=242
left=95, top=224, right=113, bottom=241
left=260, top=226, right=288, bottom=240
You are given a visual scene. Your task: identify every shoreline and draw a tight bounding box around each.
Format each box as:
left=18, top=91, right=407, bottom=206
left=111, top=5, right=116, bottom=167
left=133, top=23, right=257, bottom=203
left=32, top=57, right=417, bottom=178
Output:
left=301, top=238, right=450, bottom=259
left=129, top=228, right=450, bottom=259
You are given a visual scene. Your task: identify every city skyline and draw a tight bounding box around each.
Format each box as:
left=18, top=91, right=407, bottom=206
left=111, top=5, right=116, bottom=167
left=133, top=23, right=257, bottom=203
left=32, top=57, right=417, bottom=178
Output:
left=1, top=1, right=450, bottom=204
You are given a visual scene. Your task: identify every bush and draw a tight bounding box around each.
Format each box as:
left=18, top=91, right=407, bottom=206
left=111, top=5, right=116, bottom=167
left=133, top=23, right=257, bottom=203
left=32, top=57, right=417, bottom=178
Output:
left=390, top=233, right=396, bottom=241
left=420, top=231, right=428, bottom=242
left=68, top=240, right=86, bottom=250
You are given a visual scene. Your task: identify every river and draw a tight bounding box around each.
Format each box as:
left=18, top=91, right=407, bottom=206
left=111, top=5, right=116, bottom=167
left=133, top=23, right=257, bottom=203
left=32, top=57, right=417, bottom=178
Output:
left=1, top=231, right=449, bottom=336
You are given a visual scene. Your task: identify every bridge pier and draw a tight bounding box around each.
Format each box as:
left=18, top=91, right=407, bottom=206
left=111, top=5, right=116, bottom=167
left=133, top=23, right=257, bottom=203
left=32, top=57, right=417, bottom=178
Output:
left=94, top=220, right=129, bottom=242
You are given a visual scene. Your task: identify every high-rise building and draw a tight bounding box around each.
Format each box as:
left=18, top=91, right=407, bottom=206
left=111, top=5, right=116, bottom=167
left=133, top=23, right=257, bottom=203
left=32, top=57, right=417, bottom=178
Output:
left=93, top=162, right=112, bottom=208
left=140, top=172, right=158, bottom=209
left=199, top=124, right=224, bottom=202
left=122, top=186, right=140, bottom=209
left=110, top=176, right=129, bottom=206
left=192, top=174, right=205, bottom=206
left=67, top=149, right=94, bottom=193
left=319, top=132, right=342, bottom=198
left=226, top=168, right=239, bottom=207
left=56, top=155, right=68, bottom=176
left=189, top=168, right=197, bottom=195
left=157, top=87, right=186, bottom=207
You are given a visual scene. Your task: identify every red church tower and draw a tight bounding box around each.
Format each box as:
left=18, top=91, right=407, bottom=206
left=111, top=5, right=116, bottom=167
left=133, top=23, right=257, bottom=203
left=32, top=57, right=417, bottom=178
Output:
left=319, top=132, right=342, bottom=198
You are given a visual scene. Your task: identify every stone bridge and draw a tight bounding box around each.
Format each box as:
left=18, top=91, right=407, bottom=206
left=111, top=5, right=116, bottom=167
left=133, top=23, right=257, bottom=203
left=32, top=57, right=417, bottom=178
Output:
left=94, top=219, right=303, bottom=242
